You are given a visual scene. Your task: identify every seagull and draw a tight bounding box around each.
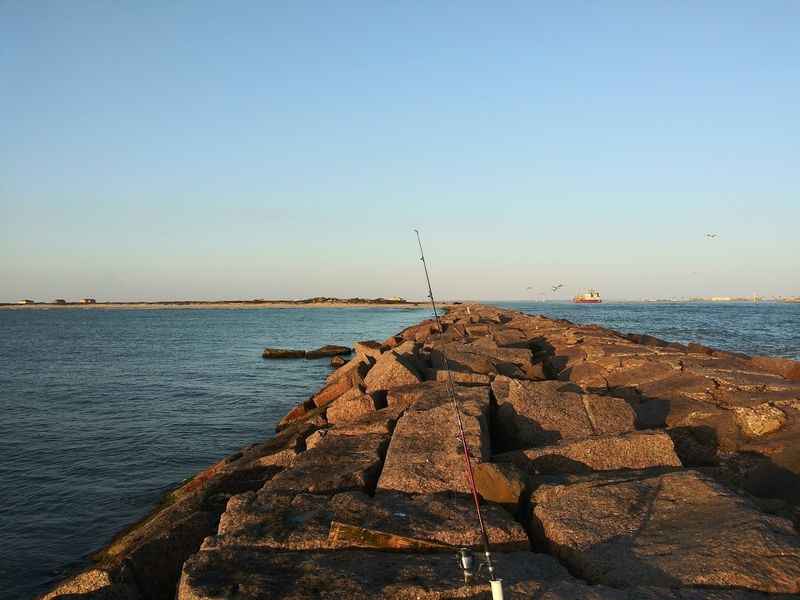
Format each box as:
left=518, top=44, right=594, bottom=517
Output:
left=705, top=233, right=718, bottom=239
left=552, top=284, right=564, bottom=292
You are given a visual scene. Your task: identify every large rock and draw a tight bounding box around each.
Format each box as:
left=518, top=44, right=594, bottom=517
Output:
left=331, top=405, right=405, bottom=436
left=311, top=377, right=359, bottom=408
left=494, top=431, right=682, bottom=475
left=429, top=341, right=541, bottom=380
left=532, top=579, right=780, bottom=599
left=733, top=402, right=787, bottom=438
left=207, top=489, right=528, bottom=552
left=306, top=344, right=352, bottom=359
left=262, top=348, right=305, bottom=359
left=263, top=432, right=388, bottom=495
left=491, top=377, right=636, bottom=451
left=473, top=462, right=529, bottom=509
left=364, top=350, right=423, bottom=393
left=38, top=569, right=140, bottom=600
left=601, top=357, right=680, bottom=389
left=749, top=355, right=800, bottom=381
left=326, top=392, right=378, bottom=424
left=354, top=340, right=385, bottom=361
left=377, top=385, right=491, bottom=494
left=531, top=469, right=800, bottom=593
left=325, top=356, right=371, bottom=385
left=424, top=368, right=492, bottom=385
left=178, top=549, right=568, bottom=600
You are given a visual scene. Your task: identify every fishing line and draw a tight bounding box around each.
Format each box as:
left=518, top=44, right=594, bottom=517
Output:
left=413, top=229, right=502, bottom=598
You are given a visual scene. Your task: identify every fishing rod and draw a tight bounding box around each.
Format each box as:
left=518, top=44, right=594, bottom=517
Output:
left=413, top=229, right=503, bottom=599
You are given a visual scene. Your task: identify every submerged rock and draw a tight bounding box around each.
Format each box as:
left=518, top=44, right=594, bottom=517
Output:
left=262, top=348, right=306, bottom=359
left=306, top=344, right=352, bottom=359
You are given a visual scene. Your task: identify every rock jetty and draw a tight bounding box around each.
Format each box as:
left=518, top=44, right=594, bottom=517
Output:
left=40, top=304, right=800, bottom=599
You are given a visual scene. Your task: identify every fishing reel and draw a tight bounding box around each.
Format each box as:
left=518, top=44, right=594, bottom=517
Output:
left=456, top=548, right=504, bottom=600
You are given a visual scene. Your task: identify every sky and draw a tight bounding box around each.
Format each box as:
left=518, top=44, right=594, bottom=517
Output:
left=1, top=1, right=798, bottom=302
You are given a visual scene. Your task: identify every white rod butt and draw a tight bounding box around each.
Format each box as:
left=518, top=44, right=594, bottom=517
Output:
left=490, top=579, right=504, bottom=600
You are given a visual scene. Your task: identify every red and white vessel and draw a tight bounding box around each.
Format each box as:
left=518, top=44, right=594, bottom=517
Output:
left=573, top=289, right=602, bottom=304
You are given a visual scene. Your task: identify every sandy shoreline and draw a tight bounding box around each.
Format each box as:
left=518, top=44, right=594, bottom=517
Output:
left=0, top=301, right=445, bottom=311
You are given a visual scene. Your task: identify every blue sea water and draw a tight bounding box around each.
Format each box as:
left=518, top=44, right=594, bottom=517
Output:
left=0, top=302, right=798, bottom=599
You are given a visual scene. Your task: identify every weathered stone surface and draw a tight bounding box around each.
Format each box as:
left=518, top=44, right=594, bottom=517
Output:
left=261, top=348, right=305, bottom=359
left=354, top=340, right=385, bottom=361
left=386, top=381, right=451, bottom=410
left=364, top=350, right=423, bottom=393
left=312, top=376, right=358, bottom=408
left=326, top=392, right=378, bottom=424
left=262, top=432, right=387, bottom=495
left=531, top=469, right=800, bottom=593
left=325, top=356, right=371, bottom=385
left=557, top=361, right=609, bottom=388
left=330, top=355, right=347, bottom=368
left=330, top=490, right=529, bottom=550
left=305, top=344, right=352, bottom=359
left=208, top=492, right=330, bottom=550
left=275, top=401, right=319, bottom=431
left=473, top=461, right=529, bottom=508
left=208, top=489, right=527, bottom=552
left=397, top=319, right=439, bottom=342
left=491, top=377, right=636, bottom=451
left=533, top=580, right=781, bottom=599
left=737, top=399, right=800, bottom=482
left=734, top=402, right=787, bottom=437
left=178, top=549, right=567, bottom=600
left=603, top=358, right=679, bottom=388
left=377, top=385, right=491, bottom=494
left=430, top=340, right=541, bottom=380
left=491, top=327, right=535, bottom=349
left=495, top=431, right=682, bottom=475
left=39, top=569, right=140, bottom=600
left=303, top=428, right=327, bottom=449
left=749, top=355, right=800, bottom=381
left=331, top=405, right=405, bottom=436
left=424, top=368, right=492, bottom=385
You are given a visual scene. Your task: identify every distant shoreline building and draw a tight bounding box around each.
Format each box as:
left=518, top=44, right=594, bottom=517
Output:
left=80, top=298, right=97, bottom=304
left=54, top=299, right=66, bottom=305
left=18, top=299, right=35, bottom=304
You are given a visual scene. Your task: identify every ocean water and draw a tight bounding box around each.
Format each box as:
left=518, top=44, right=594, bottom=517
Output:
left=1, top=302, right=798, bottom=599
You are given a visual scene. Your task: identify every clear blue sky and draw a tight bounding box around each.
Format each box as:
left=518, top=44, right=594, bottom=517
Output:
left=2, top=2, right=798, bottom=301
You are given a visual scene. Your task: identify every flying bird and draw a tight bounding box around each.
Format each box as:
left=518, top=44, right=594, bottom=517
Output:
left=705, top=233, right=718, bottom=239
left=552, top=284, right=564, bottom=292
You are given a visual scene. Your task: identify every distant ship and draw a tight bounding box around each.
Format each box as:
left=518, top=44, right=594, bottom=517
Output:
left=573, top=289, right=602, bottom=304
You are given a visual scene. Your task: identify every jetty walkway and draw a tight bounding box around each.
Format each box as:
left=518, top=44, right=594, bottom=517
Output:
left=42, top=304, right=800, bottom=599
